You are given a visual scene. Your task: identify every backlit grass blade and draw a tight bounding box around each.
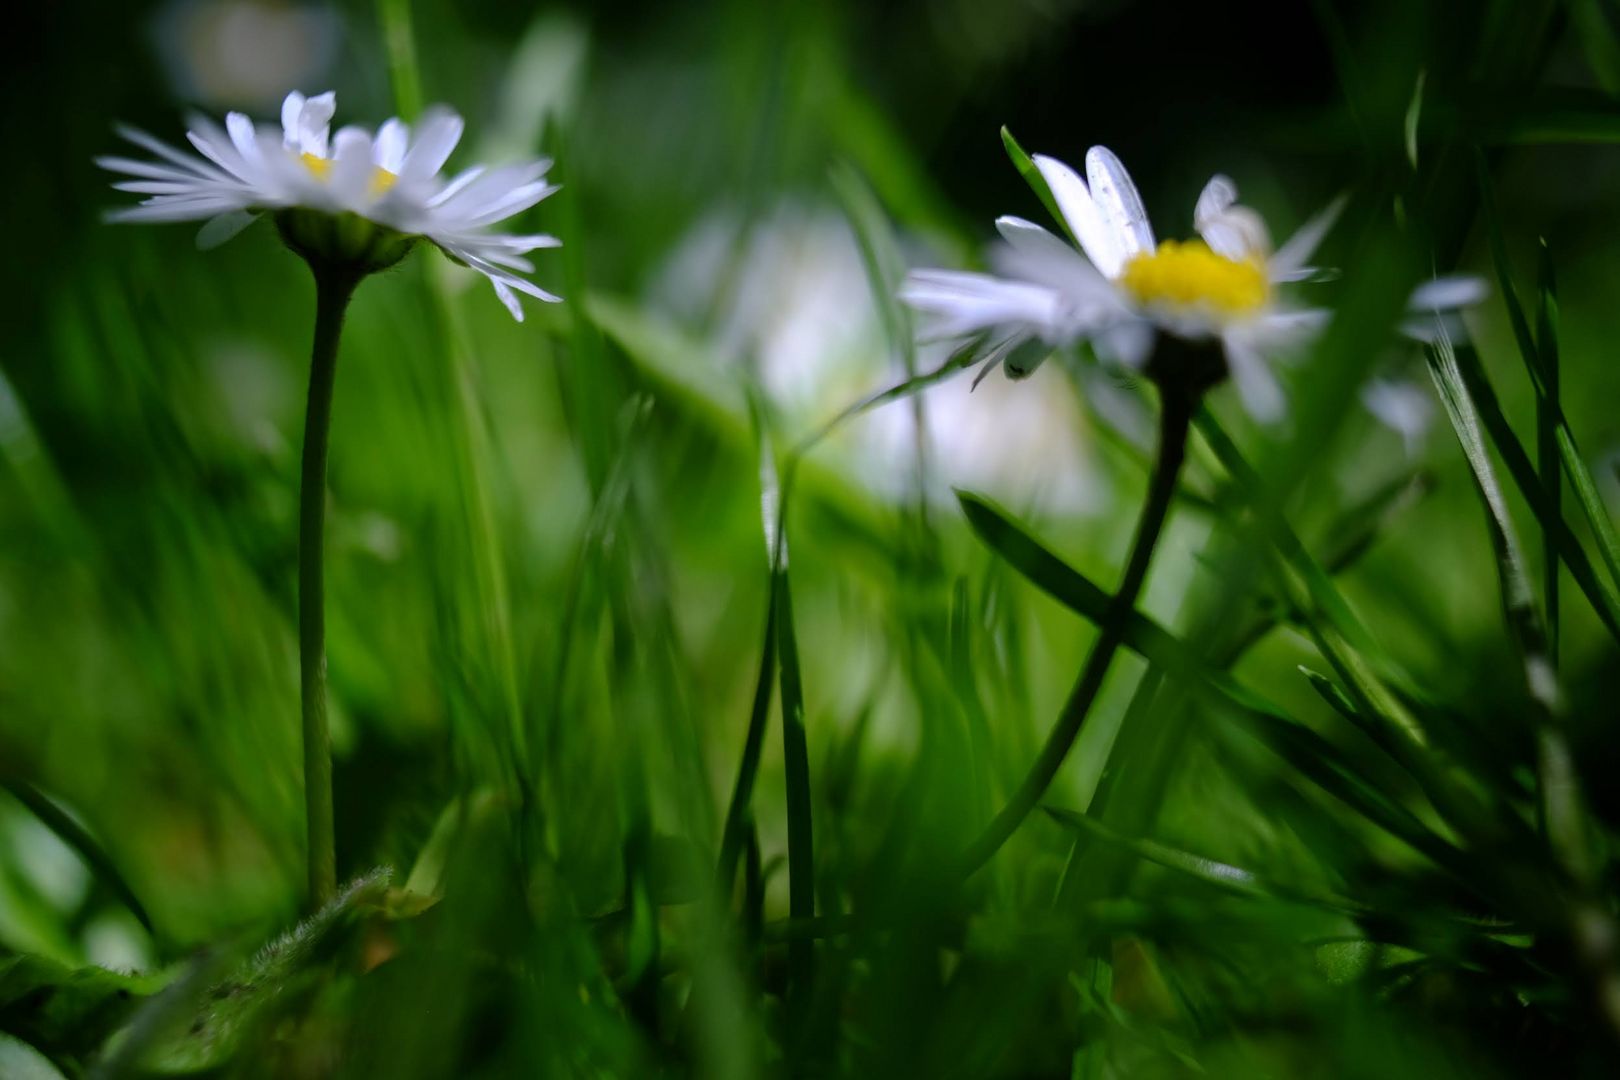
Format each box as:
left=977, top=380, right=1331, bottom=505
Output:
left=1425, top=336, right=1546, bottom=666
left=957, top=489, right=1283, bottom=716
left=1479, top=179, right=1620, bottom=615
left=1194, top=409, right=1425, bottom=746
left=1000, top=127, right=1068, bottom=242
left=1427, top=335, right=1598, bottom=889
left=830, top=163, right=914, bottom=377
left=1446, top=343, right=1620, bottom=641
left=956, top=491, right=1483, bottom=877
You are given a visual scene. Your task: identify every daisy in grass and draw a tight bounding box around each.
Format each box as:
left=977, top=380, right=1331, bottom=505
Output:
left=98, top=90, right=560, bottom=319
left=97, top=90, right=565, bottom=912
left=900, top=142, right=1483, bottom=420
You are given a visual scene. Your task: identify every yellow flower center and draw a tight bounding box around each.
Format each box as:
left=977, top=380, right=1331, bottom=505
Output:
left=1118, top=239, right=1269, bottom=316
left=300, top=152, right=399, bottom=197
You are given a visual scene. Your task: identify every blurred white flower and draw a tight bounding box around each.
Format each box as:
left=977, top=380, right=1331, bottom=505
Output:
left=99, top=91, right=560, bottom=319
left=1361, top=377, right=1435, bottom=456
left=653, top=204, right=1102, bottom=512
left=153, top=0, right=340, bottom=111
left=902, top=143, right=1482, bottom=422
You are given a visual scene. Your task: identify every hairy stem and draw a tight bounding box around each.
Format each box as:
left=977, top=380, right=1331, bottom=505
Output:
left=957, top=386, right=1193, bottom=877
left=299, top=266, right=360, bottom=912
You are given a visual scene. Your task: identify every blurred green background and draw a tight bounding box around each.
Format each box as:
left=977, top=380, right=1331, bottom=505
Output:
left=4, top=0, right=1620, bottom=1075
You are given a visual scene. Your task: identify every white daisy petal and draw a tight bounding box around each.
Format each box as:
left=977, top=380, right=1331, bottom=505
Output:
left=1094, top=319, right=1155, bottom=370
left=225, top=113, right=262, bottom=169
left=399, top=107, right=465, bottom=184
left=1200, top=206, right=1272, bottom=262
left=994, top=216, right=1109, bottom=289
left=1033, top=153, right=1123, bottom=278
left=375, top=118, right=409, bottom=174
left=114, top=125, right=232, bottom=181
left=454, top=254, right=561, bottom=303
left=327, top=126, right=376, bottom=205
left=196, top=210, right=260, bottom=249
left=1194, top=175, right=1273, bottom=261
left=1362, top=378, right=1434, bottom=455
left=483, top=233, right=562, bottom=253
left=1409, top=274, right=1488, bottom=312
left=900, top=269, right=1065, bottom=341
left=429, top=161, right=551, bottom=215
left=426, top=165, right=485, bottom=207
left=299, top=91, right=337, bottom=157
left=108, top=198, right=247, bottom=224
left=281, top=91, right=307, bottom=148
left=1085, top=145, right=1155, bottom=263
left=1194, top=174, right=1238, bottom=230
left=98, top=154, right=211, bottom=185
left=186, top=118, right=250, bottom=179
left=1270, top=196, right=1346, bottom=282
left=1222, top=335, right=1286, bottom=422
left=450, top=182, right=559, bottom=229
left=106, top=91, right=562, bottom=316
left=491, top=278, right=525, bottom=321
left=112, top=179, right=212, bottom=195
left=1247, top=308, right=1332, bottom=353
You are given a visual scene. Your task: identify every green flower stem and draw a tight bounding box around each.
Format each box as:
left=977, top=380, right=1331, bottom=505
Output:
left=957, top=384, right=1193, bottom=878
left=299, top=265, right=361, bottom=913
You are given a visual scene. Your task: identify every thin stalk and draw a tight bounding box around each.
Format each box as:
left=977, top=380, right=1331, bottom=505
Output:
left=957, top=388, right=1193, bottom=876
left=299, top=266, right=360, bottom=912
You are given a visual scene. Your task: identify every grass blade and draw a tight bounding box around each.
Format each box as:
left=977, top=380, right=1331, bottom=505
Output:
left=717, top=565, right=780, bottom=891
left=1534, top=241, right=1561, bottom=662
left=1426, top=336, right=1601, bottom=888
left=777, top=564, right=816, bottom=1008
left=1194, top=410, right=1426, bottom=746
left=955, top=491, right=1485, bottom=878
left=1425, top=336, right=1546, bottom=665
left=1043, top=805, right=1360, bottom=913
left=0, top=776, right=154, bottom=936
left=1000, top=127, right=1068, bottom=241
left=1481, top=167, right=1620, bottom=603
left=1447, top=343, right=1620, bottom=641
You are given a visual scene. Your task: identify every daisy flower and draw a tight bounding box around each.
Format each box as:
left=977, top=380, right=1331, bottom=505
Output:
left=98, top=89, right=560, bottom=319
left=900, top=143, right=1480, bottom=420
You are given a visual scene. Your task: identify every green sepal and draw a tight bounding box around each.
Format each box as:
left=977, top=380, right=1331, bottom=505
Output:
left=274, top=208, right=420, bottom=276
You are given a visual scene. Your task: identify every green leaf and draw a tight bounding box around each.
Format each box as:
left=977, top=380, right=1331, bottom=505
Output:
left=134, top=870, right=392, bottom=1073
left=0, top=954, right=161, bottom=1063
